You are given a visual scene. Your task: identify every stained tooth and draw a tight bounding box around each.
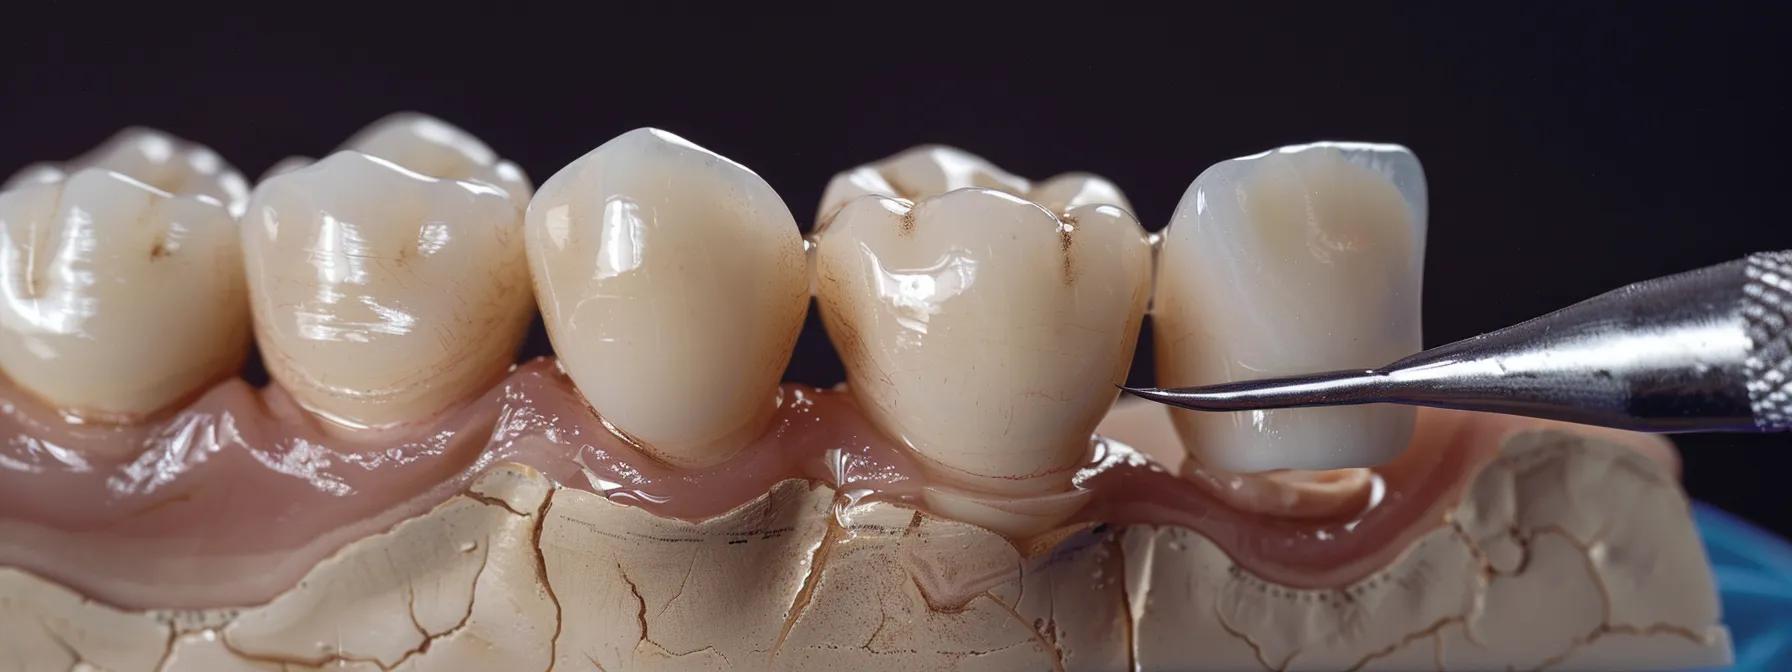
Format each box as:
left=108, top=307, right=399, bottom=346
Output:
left=340, top=112, right=533, bottom=204
left=1155, top=142, right=1428, bottom=472
left=815, top=188, right=1152, bottom=496
left=4, top=128, right=249, bottom=217
left=243, top=151, right=532, bottom=430
left=525, top=128, right=809, bottom=468
left=0, top=169, right=248, bottom=421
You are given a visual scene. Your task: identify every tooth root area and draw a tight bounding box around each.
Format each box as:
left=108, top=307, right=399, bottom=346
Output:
left=245, top=151, right=531, bottom=430
left=815, top=146, right=1131, bottom=230
left=1156, top=142, right=1427, bottom=473
left=526, top=128, right=808, bottom=469
left=342, top=112, right=533, bottom=203
left=0, top=169, right=246, bottom=420
left=817, top=188, right=1151, bottom=497
left=6, top=127, right=250, bottom=218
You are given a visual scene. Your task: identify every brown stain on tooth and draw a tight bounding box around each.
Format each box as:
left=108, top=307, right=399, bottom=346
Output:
left=1057, top=219, right=1077, bottom=286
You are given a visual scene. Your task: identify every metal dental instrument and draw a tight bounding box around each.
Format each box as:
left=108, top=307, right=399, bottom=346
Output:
left=1123, top=251, right=1792, bottom=433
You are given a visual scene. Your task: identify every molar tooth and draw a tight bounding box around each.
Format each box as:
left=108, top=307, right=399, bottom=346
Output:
left=4, top=128, right=249, bottom=217
left=815, top=189, right=1152, bottom=495
left=0, top=169, right=248, bottom=421
left=525, top=128, right=809, bottom=468
left=1154, top=142, right=1428, bottom=472
left=243, top=151, right=532, bottom=429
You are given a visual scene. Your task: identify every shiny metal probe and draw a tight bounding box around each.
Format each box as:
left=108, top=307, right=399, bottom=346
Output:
left=1124, top=251, right=1792, bottom=433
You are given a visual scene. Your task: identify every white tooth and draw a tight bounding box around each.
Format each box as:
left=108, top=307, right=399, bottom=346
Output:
left=341, top=112, right=532, bottom=205
left=1155, top=142, right=1428, bottom=472
left=243, top=151, right=532, bottom=429
left=0, top=169, right=247, bottom=420
left=4, top=128, right=250, bottom=218
left=816, top=189, right=1152, bottom=495
left=816, top=145, right=1131, bottom=228
left=525, top=128, right=809, bottom=468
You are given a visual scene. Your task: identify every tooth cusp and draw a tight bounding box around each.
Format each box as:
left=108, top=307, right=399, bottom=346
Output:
left=5, top=127, right=251, bottom=218
left=342, top=112, right=534, bottom=205
left=815, top=145, right=1132, bottom=228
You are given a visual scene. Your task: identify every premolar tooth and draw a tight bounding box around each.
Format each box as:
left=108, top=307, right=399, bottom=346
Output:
left=815, top=189, right=1152, bottom=495
left=0, top=169, right=248, bottom=420
left=4, top=128, right=249, bottom=217
left=1154, top=142, right=1428, bottom=472
left=243, top=151, right=532, bottom=429
left=525, top=128, right=809, bottom=468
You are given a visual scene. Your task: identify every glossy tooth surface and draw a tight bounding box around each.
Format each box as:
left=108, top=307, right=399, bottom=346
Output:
left=341, top=112, right=533, bottom=204
left=525, top=128, right=808, bottom=468
left=816, top=189, right=1151, bottom=495
left=815, top=145, right=1130, bottom=227
left=5, top=128, right=249, bottom=218
left=260, top=113, right=531, bottom=200
left=243, top=151, right=532, bottom=429
left=1155, top=142, right=1427, bottom=472
left=0, top=169, right=247, bottom=420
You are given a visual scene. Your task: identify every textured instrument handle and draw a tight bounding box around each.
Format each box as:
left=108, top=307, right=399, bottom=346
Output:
left=1742, top=250, right=1792, bottom=430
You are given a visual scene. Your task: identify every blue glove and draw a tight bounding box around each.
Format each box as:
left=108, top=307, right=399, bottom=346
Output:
left=1693, top=502, right=1792, bottom=671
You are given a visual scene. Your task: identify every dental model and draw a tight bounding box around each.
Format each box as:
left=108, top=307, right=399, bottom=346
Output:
left=0, top=122, right=1732, bottom=671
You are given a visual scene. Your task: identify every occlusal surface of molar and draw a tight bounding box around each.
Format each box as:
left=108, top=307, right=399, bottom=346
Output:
left=243, top=150, right=533, bottom=430
left=1155, top=142, right=1429, bottom=473
left=815, top=187, right=1152, bottom=500
left=0, top=168, right=249, bottom=422
left=816, top=145, right=1133, bottom=227
left=340, top=111, right=534, bottom=204
left=258, top=113, right=532, bottom=203
left=4, top=127, right=251, bottom=217
left=525, top=128, right=809, bottom=469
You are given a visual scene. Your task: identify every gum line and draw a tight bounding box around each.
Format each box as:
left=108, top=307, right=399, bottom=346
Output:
left=0, top=358, right=1491, bottom=610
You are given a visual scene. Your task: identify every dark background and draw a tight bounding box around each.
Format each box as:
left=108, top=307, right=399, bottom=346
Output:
left=4, top=6, right=1788, bottom=535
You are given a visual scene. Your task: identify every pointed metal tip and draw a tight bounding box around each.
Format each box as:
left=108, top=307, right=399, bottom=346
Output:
left=1120, top=385, right=1177, bottom=403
